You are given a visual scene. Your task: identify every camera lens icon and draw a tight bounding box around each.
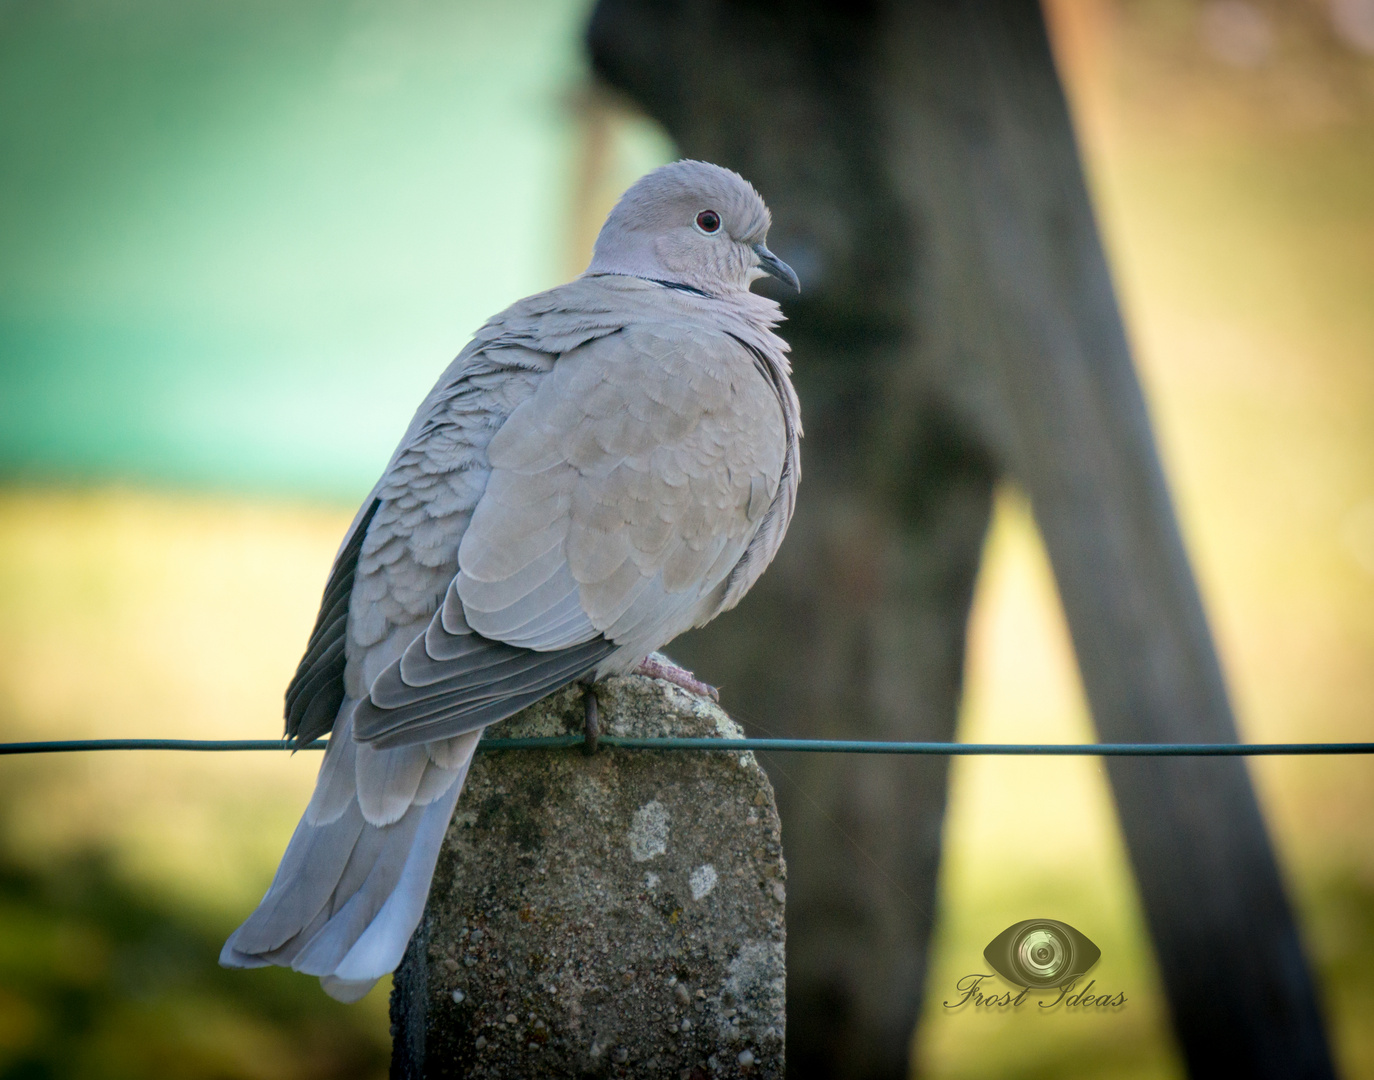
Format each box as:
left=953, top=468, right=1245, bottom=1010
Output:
left=983, top=919, right=1100, bottom=989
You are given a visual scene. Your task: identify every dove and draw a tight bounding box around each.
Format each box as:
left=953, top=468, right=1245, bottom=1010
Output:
left=220, top=160, right=801, bottom=1002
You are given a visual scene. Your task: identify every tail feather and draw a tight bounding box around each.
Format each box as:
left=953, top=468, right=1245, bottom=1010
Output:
left=222, top=712, right=481, bottom=1001
left=304, top=710, right=363, bottom=825
left=224, top=800, right=368, bottom=956
left=290, top=811, right=425, bottom=976
left=331, top=787, right=461, bottom=981
left=315, top=788, right=464, bottom=1003
left=355, top=740, right=433, bottom=825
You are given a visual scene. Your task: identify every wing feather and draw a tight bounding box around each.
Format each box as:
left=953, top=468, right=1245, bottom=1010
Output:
left=284, top=499, right=381, bottom=744
left=354, top=626, right=612, bottom=748
left=343, top=294, right=791, bottom=751
left=449, top=325, right=786, bottom=658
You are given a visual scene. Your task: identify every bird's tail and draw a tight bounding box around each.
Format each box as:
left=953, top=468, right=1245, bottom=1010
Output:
left=220, top=704, right=479, bottom=1002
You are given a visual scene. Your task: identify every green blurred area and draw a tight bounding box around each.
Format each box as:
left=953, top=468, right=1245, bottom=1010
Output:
left=0, top=841, right=387, bottom=1080
left=1, top=1, right=1372, bottom=1078
left=0, top=0, right=654, bottom=498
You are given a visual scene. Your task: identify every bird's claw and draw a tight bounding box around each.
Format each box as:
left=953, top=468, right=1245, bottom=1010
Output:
left=582, top=684, right=599, bottom=756
left=634, top=654, right=720, bottom=702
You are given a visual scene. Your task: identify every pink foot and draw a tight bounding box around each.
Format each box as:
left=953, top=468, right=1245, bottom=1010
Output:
left=634, top=654, right=720, bottom=702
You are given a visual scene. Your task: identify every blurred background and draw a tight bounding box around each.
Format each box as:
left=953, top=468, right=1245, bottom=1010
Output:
left=1, top=0, right=1372, bottom=1077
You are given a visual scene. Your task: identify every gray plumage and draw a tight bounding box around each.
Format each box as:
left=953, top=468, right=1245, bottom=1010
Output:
left=221, top=160, right=802, bottom=1001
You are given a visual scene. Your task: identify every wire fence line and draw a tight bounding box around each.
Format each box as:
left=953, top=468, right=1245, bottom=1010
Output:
left=1, top=736, right=1372, bottom=757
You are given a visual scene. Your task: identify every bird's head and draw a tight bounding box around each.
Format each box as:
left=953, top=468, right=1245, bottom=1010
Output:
left=586, top=159, right=799, bottom=296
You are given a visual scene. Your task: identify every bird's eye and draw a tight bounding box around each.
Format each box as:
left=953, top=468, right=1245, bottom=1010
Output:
left=694, top=210, right=721, bottom=235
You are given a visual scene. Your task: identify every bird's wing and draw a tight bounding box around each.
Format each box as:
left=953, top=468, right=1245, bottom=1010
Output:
left=282, top=280, right=662, bottom=748
left=354, top=320, right=788, bottom=748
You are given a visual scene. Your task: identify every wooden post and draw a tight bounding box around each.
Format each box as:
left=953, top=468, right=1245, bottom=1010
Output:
left=390, top=674, right=787, bottom=1079
left=586, top=2, right=1335, bottom=1077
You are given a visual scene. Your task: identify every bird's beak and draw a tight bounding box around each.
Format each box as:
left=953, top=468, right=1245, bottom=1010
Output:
left=752, top=243, right=800, bottom=292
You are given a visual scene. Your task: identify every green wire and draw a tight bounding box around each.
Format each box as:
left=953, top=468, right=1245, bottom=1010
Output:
left=1, top=736, right=1371, bottom=756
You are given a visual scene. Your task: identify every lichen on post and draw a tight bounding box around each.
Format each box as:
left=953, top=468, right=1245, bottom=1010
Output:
left=389, top=672, right=787, bottom=1079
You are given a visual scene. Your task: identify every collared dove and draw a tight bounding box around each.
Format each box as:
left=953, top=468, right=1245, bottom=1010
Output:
left=220, top=161, right=801, bottom=1002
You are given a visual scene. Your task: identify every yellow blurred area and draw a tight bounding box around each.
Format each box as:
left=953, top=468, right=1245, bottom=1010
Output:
left=0, top=491, right=393, bottom=1076
left=917, top=495, right=1179, bottom=1080
left=0, top=490, right=353, bottom=915
left=918, top=3, right=1374, bottom=1076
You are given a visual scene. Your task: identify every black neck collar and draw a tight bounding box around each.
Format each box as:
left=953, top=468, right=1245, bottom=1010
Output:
left=586, top=272, right=714, bottom=299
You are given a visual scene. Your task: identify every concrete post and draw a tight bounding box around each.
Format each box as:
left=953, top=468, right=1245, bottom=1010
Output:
left=390, top=672, right=787, bottom=1079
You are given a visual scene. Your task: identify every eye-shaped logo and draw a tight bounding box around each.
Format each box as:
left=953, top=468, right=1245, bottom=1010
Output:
left=983, top=919, right=1100, bottom=989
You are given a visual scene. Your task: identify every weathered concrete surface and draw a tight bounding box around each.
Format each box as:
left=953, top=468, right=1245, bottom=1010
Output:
left=390, top=671, right=786, bottom=1079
